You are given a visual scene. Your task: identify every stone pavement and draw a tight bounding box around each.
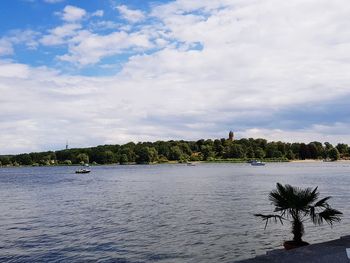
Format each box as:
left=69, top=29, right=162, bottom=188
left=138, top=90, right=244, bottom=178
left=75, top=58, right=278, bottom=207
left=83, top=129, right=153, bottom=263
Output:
left=237, top=236, right=350, bottom=263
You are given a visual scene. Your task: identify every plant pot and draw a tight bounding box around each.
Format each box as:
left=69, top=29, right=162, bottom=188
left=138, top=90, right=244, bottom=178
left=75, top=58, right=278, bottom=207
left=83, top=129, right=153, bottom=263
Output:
left=283, top=240, right=309, bottom=250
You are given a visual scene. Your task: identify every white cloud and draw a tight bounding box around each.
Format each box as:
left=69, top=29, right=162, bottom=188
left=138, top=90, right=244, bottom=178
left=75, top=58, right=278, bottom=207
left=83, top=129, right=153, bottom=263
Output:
left=0, top=62, right=30, bottom=78
left=0, top=30, right=40, bottom=56
left=242, top=124, right=350, bottom=145
left=92, top=10, right=104, bottom=17
left=61, top=5, right=86, bottom=22
left=7, top=30, right=40, bottom=49
left=40, top=6, right=106, bottom=47
left=4, top=0, right=350, bottom=153
left=116, top=5, right=145, bottom=23
left=0, top=39, right=13, bottom=56
left=90, top=20, right=120, bottom=30
left=58, top=30, right=153, bottom=65
left=40, top=23, right=81, bottom=46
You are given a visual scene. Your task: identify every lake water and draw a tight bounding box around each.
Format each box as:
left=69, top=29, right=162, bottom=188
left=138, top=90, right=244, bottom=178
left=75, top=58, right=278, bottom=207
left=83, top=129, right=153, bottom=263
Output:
left=0, top=162, right=349, bottom=262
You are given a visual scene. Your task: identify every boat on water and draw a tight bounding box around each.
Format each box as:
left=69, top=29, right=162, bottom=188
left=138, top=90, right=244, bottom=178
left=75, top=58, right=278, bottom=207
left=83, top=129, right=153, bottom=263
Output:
left=75, top=169, right=91, bottom=174
left=250, top=160, right=265, bottom=166
left=186, top=162, right=196, bottom=166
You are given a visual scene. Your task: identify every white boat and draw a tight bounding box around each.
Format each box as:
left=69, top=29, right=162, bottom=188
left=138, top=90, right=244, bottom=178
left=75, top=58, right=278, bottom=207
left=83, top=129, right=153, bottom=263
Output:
left=250, top=160, right=265, bottom=166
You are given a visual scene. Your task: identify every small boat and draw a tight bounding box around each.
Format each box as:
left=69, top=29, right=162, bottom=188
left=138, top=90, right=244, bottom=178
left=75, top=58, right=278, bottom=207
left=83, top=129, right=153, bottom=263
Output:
left=250, top=160, right=265, bottom=166
left=186, top=162, right=196, bottom=166
left=75, top=169, right=91, bottom=174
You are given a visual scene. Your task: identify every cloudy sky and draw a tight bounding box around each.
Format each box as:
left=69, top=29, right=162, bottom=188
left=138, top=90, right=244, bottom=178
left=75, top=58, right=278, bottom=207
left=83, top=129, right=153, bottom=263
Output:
left=1, top=0, right=350, bottom=154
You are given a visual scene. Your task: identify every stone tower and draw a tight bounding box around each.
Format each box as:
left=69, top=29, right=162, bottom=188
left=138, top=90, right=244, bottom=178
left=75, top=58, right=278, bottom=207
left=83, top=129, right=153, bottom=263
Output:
left=229, top=131, right=234, bottom=141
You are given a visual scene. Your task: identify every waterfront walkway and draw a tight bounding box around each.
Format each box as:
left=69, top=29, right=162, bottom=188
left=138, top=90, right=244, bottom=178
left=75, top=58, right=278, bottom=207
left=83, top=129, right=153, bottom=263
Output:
left=237, top=235, right=350, bottom=263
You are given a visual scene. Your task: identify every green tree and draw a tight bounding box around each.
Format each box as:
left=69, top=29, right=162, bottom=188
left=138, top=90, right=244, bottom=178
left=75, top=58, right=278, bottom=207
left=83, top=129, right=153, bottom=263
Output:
left=328, top=147, right=340, bottom=161
left=76, top=153, right=89, bottom=164
left=286, top=150, right=295, bottom=160
left=255, top=183, right=342, bottom=246
left=119, top=154, right=128, bottom=164
left=15, top=154, right=32, bottom=165
left=180, top=143, right=192, bottom=156
left=169, top=146, right=182, bottom=160
left=309, top=141, right=324, bottom=159
left=158, top=154, right=168, bottom=163
left=213, top=139, right=224, bottom=156
left=336, top=143, right=348, bottom=158
left=255, top=138, right=267, bottom=149
left=0, top=156, right=11, bottom=165
left=39, top=159, right=50, bottom=166
left=63, top=160, right=72, bottom=165
left=324, top=142, right=333, bottom=150
left=135, top=147, right=151, bottom=164
left=156, top=142, right=170, bottom=158
left=149, top=147, right=158, bottom=162
left=299, top=143, right=310, bottom=160
left=246, top=147, right=255, bottom=158
left=291, top=143, right=301, bottom=159
left=266, top=143, right=278, bottom=158
left=101, top=150, right=115, bottom=164
left=254, top=147, right=265, bottom=159
left=276, top=141, right=286, bottom=156
left=226, top=144, right=245, bottom=158
left=272, top=150, right=283, bottom=158
left=308, top=143, right=318, bottom=159
left=119, top=145, right=136, bottom=163
left=196, top=139, right=205, bottom=148
left=201, top=145, right=214, bottom=160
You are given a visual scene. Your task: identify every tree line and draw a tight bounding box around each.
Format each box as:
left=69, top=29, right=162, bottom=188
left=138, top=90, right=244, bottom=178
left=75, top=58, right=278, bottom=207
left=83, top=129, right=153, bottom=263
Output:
left=0, top=138, right=346, bottom=166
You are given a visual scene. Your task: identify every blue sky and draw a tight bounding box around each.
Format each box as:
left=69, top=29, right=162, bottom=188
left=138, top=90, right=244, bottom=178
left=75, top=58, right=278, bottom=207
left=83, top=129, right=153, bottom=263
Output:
left=1, top=0, right=172, bottom=75
left=1, top=0, right=350, bottom=154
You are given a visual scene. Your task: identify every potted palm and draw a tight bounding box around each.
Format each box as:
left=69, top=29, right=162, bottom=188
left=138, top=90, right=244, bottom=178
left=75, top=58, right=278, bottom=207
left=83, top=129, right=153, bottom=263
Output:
left=255, top=183, right=342, bottom=250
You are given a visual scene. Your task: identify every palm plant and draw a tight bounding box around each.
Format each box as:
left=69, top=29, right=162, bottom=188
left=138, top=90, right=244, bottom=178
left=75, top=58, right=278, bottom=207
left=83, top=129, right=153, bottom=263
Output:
left=255, top=183, right=342, bottom=247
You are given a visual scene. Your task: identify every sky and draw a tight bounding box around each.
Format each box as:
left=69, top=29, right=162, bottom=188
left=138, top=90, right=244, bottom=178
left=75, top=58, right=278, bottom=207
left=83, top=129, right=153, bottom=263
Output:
left=1, top=0, right=350, bottom=154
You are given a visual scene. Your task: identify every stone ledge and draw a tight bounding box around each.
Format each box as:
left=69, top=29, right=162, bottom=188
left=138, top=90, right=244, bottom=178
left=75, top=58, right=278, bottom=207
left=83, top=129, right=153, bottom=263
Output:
left=236, top=235, right=350, bottom=263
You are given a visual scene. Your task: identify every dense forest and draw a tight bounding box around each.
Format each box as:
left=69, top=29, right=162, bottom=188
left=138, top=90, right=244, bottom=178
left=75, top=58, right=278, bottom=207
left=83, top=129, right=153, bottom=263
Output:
left=0, top=137, right=346, bottom=166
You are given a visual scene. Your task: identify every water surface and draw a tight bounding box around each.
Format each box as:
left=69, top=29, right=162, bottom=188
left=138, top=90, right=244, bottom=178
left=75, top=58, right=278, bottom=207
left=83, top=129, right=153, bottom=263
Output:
left=0, top=162, right=349, bottom=262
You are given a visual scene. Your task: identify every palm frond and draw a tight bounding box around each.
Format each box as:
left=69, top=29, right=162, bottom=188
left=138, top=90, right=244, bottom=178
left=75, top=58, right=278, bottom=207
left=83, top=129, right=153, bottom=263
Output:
left=298, top=186, right=319, bottom=208
left=309, top=205, right=316, bottom=224
left=314, top=196, right=331, bottom=208
left=317, top=208, right=342, bottom=226
left=269, top=183, right=319, bottom=212
left=269, top=183, right=293, bottom=211
left=254, top=213, right=285, bottom=229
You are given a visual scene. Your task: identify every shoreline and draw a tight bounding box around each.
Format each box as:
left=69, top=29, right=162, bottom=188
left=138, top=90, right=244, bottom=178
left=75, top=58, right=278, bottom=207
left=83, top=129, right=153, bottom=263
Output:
left=291, top=159, right=350, bottom=163
left=1, top=159, right=349, bottom=168
left=290, top=159, right=323, bottom=163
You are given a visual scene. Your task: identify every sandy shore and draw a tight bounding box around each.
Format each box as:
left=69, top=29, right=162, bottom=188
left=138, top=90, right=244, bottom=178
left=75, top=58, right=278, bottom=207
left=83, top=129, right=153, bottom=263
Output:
left=290, top=159, right=350, bottom=163
left=290, top=159, right=323, bottom=163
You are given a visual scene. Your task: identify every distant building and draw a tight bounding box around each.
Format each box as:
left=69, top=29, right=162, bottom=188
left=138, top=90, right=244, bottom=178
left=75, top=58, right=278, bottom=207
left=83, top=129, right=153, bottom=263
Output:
left=66, top=140, right=69, bottom=150
left=228, top=131, right=234, bottom=141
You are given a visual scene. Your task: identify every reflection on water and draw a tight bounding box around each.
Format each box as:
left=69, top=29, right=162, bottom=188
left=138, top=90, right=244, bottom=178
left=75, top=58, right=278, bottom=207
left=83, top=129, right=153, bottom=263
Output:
left=0, top=162, right=349, bottom=262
